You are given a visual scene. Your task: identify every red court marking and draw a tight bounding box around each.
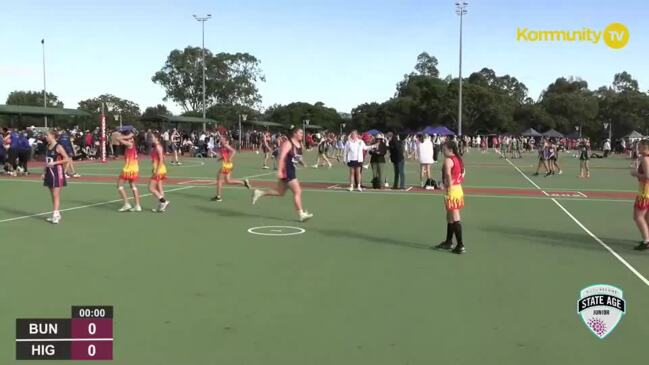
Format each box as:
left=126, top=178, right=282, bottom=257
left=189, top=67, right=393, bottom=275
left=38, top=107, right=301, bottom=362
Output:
left=0, top=174, right=636, bottom=200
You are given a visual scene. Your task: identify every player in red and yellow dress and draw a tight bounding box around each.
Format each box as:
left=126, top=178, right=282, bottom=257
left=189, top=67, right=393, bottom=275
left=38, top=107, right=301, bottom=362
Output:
left=211, top=136, right=251, bottom=202
left=436, top=140, right=466, bottom=254
left=631, top=140, right=649, bottom=250
left=115, top=132, right=141, bottom=212
left=149, top=133, right=169, bottom=212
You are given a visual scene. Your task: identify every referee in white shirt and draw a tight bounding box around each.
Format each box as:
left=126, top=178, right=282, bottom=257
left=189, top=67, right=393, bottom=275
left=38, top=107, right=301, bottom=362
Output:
left=344, top=130, right=370, bottom=192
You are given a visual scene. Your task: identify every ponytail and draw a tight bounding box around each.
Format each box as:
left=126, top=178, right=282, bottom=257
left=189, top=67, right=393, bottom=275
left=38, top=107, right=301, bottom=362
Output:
left=444, top=140, right=464, bottom=173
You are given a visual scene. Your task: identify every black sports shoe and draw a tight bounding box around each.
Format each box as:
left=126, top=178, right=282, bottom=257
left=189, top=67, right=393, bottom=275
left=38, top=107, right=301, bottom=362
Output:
left=435, top=241, right=453, bottom=250
left=532, top=172, right=539, bottom=176
left=210, top=196, right=223, bottom=202
left=452, top=245, right=466, bottom=254
left=634, top=241, right=649, bottom=251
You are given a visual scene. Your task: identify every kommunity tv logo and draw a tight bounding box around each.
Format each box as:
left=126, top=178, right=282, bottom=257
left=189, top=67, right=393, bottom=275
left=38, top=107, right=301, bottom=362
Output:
left=517, top=22, right=629, bottom=49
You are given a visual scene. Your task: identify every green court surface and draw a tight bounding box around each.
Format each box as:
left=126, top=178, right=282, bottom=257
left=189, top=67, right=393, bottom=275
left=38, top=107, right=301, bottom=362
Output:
left=1, top=149, right=647, bottom=364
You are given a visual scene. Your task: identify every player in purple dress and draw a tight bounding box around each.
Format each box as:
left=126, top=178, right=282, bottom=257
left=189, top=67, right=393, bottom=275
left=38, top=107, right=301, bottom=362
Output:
left=43, top=130, right=71, bottom=224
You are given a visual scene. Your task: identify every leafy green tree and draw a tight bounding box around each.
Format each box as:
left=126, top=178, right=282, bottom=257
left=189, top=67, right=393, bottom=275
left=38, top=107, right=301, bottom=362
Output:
left=264, top=102, right=343, bottom=131
left=152, top=47, right=265, bottom=113
left=78, top=94, right=141, bottom=129
left=539, top=77, right=598, bottom=134
left=142, top=104, right=172, bottom=119
left=6, top=90, right=64, bottom=107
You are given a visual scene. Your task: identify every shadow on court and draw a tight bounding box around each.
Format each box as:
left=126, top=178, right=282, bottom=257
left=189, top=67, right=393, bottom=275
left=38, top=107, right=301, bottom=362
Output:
left=310, top=227, right=437, bottom=252
left=483, top=225, right=646, bottom=256
left=194, top=205, right=291, bottom=223
left=0, top=206, right=45, bottom=221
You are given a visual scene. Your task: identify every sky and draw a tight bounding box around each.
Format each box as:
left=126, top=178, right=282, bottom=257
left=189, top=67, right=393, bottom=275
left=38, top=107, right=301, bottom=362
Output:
left=0, top=0, right=647, bottom=115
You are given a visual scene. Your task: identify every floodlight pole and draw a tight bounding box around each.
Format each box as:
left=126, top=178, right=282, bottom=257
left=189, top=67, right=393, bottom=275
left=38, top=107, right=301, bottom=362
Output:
left=456, top=2, right=468, bottom=136
left=193, top=14, right=212, bottom=132
left=41, top=38, right=48, bottom=128
left=239, top=113, right=247, bottom=150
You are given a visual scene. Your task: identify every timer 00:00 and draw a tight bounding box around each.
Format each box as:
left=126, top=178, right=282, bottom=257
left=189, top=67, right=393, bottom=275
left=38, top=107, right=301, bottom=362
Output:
left=78, top=308, right=106, bottom=318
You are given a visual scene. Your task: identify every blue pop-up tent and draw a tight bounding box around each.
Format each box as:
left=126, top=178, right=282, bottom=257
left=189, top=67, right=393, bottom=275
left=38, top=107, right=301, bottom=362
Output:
left=366, top=129, right=382, bottom=136
left=421, top=125, right=455, bottom=136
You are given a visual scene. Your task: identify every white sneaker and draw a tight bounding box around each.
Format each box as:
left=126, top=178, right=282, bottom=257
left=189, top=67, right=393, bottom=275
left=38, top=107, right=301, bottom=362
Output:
left=328, top=163, right=332, bottom=168
left=348, top=185, right=354, bottom=192
left=129, top=205, right=142, bottom=212
left=118, top=204, right=132, bottom=212
left=159, top=201, right=170, bottom=212
left=46, top=213, right=61, bottom=224
left=357, top=186, right=363, bottom=192
left=312, top=165, right=318, bottom=169
left=363, top=164, right=370, bottom=169
left=262, top=166, right=270, bottom=169
left=73, top=173, right=81, bottom=178
left=252, top=189, right=264, bottom=205
left=243, top=179, right=251, bottom=189
left=299, top=210, right=313, bottom=222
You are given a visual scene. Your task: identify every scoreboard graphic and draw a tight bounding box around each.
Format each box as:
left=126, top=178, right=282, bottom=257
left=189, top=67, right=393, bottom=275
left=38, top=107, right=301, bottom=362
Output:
left=16, top=306, right=113, bottom=360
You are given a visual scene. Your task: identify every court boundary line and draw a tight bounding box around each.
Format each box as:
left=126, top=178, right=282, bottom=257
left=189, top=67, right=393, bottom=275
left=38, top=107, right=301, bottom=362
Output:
left=505, top=158, right=649, bottom=287
left=0, top=186, right=194, bottom=224
left=0, top=179, right=634, bottom=204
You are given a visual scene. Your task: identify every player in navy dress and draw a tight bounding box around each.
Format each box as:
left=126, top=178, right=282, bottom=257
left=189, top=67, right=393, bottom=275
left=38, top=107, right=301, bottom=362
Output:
left=43, top=130, right=71, bottom=224
left=251, top=128, right=313, bottom=222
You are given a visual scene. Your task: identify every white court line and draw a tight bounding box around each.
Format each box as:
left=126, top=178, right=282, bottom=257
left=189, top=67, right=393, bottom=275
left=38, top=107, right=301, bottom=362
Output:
left=0, top=186, right=194, bottom=224
left=327, top=184, right=339, bottom=189
left=405, top=187, right=413, bottom=191
left=242, top=171, right=276, bottom=179
left=178, top=179, right=213, bottom=185
left=577, top=191, right=588, bottom=198
left=505, top=158, right=649, bottom=287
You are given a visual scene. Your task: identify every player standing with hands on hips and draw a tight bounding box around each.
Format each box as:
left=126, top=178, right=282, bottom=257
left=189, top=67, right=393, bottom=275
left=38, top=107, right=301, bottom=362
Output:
left=43, top=130, right=71, bottom=224
left=251, top=127, right=313, bottom=222
left=435, top=141, right=467, bottom=254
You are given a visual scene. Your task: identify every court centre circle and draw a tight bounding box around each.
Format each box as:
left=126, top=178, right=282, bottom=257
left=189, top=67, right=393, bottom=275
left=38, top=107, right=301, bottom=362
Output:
left=247, top=226, right=306, bottom=236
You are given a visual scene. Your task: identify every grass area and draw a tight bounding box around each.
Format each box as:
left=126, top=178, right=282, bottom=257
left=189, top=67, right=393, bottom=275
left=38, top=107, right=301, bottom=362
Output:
left=0, top=149, right=646, bottom=364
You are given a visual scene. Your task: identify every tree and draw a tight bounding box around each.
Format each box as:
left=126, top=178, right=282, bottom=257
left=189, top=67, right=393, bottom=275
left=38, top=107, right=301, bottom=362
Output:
left=596, top=73, right=649, bottom=137
left=414, top=52, right=440, bottom=78
left=78, top=94, right=141, bottom=129
left=152, top=47, right=265, bottom=113
left=6, top=90, right=64, bottom=108
left=142, top=104, right=172, bottom=119
left=264, top=102, right=343, bottom=131
left=539, top=77, right=599, bottom=134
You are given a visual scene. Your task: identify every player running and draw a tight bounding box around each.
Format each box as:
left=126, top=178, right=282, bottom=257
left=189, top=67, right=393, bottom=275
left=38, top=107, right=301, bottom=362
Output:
left=211, top=137, right=251, bottom=202
left=251, top=127, right=313, bottom=222
left=115, top=131, right=142, bottom=212
left=43, top=130, right=71, bottom=224
left=631, top=140, right=649, bottom=250
left=58, top=131, right=81, bottom=178
left=435, top=141, right=466, bottom=254
left=150, top=133, right=170, bottom=212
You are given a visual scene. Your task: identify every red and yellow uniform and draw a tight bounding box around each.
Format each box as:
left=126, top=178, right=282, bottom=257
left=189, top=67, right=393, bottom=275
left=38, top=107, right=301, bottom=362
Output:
left=119, top=146, right=139, bottom=181
left=444, top=155, right=465, bottom=211
left=151, top=147, right=167, bottom=182
left=220, top=146, right=234, bottom=174
left=635, top=163, right=649, bottom=209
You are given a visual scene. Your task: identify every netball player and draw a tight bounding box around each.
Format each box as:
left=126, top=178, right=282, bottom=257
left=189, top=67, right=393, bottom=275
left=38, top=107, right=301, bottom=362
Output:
left=312, top=137, right=332, bottom=168
left=43, top=130, right=71, bottom=224
left=435, top=141, right=466, bottom=254
left=550, top=140, right=562, bottom=175
left=211, top=136, right=251, bottom=202
left=149, top=133, right=170, bottom=212
left=578, top=139, right=591, bottom=179
left=261, top=132, right=271, bottom=169
left=631, top=140, right=649, bottom=250
left=533, top=139, right=550, bottom=176
left=115, top=132, right=141, bottom=212
left=251, top=127, right=313, bottom=222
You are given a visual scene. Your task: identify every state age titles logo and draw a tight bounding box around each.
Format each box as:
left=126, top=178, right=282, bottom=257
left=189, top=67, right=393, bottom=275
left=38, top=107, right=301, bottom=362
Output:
left=577, top=285, right=626, bottom=339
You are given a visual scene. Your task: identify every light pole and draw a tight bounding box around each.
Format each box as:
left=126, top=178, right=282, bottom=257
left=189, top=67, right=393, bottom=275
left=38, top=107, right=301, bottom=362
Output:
left=193, top=14, right=212, bottom=132
left=303, top=119, right=310, bottom=136
left=340, top=123, right=346, bottom=136
left=41, top=38, right=48, bottom=128
left=455, top=1, right=468, bottom=136
left=576, top=125, right=582, bottom=139
left=114, top=112, right=122, bottom=128
left=239, top=113, right=247, bottom=150
left=604, top=121, right=612, bottom=140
